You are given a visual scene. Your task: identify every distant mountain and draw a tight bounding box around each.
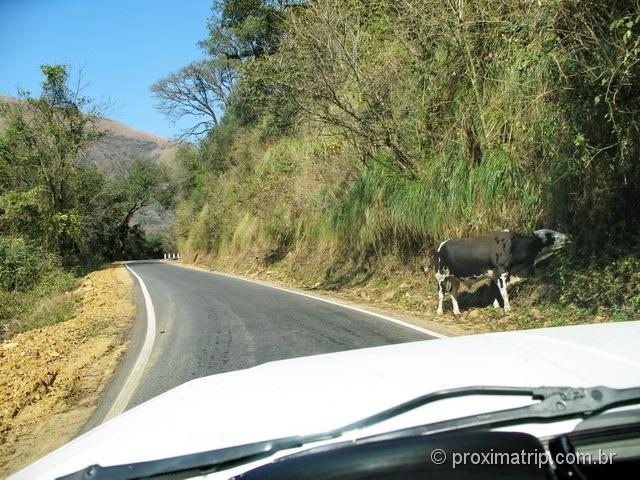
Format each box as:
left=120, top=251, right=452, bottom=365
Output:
left=0, top=95, right=181, bottom=170
left=0, top=95, right=17, bottom=105
left=88, top=117, right=181, bottom=171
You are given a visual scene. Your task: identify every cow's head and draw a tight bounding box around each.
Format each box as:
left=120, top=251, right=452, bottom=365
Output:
left=534, top=229, right=567, bottom=250
left=533, top=229, right=567, bottom=265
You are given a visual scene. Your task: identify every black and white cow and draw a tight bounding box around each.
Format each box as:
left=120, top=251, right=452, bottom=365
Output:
left=432, top=229, right=567, bottom=315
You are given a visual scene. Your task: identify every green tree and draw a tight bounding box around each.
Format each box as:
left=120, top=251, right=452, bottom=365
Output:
left=106, top=157, right=175, bottom=259
left=152, top=1, right=305, bottom=137
left=0, top=65, right=177, bottom=266
left=200, top=0, right=299, bottom=61
left=0, top=65, right=105, bottom=265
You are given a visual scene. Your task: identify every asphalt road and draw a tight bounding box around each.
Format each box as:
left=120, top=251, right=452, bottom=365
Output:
left=84, top=260, right=435, bottom=429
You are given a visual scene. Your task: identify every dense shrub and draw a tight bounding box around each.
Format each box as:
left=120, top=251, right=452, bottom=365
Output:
left=551, top=254, right=640, bottom=317
left=0, top=237, right=60, bottom=292
left=0, top=237, right=80, bottom=339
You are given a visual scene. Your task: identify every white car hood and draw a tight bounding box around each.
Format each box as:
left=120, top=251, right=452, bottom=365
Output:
left=13, top=321, right=640, bottom=479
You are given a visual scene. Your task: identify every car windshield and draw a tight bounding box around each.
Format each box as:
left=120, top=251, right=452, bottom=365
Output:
left=1, top=1, right=638, bottom=480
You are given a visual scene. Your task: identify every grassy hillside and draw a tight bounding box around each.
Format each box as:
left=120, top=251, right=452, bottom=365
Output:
left=167, top=0, right=640, bottom=329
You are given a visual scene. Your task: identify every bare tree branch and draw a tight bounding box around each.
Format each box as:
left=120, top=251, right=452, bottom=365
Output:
left=151, top=59, right=236, bottom=138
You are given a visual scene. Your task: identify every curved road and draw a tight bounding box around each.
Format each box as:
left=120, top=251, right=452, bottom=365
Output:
left=85, top=260, right=437, bottom=430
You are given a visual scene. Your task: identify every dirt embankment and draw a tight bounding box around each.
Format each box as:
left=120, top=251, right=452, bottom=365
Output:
left=0, top=265, right=135, bottom=477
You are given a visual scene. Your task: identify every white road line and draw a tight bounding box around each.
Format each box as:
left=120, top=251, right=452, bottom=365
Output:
left=104, top=263, right=157, bottom=421
left=169, top=262, right=447, bottom=339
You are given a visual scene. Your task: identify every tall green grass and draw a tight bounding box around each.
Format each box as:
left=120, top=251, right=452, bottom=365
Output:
left=327, top=147, right=540, bottom=253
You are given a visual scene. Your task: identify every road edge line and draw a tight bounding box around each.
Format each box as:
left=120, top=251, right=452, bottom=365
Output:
left=103, top=263, right=157, bottom=421
left=170, top=262, right=447, bottom=339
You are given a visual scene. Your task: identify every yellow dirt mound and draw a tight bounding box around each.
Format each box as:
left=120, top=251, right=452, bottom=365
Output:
left=0, top=265, right=135, bottom=477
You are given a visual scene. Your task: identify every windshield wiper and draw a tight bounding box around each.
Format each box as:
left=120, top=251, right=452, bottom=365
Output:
left=57, top=437, right=304, bottom=480
left=58, top=385, right=640, bottom=480
left=357, top=385, right=640, bottom=444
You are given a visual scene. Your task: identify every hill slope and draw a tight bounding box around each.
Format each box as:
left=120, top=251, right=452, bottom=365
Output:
left=0, top=95, right=180, bottom=170
left=88, top=117, right=180, bottom=170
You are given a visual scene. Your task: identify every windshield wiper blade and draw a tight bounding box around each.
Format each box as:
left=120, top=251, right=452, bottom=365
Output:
left=358, top=385, right=640, bottom=444
left=57, top=436, right=305, bottom=480
left=58, top=385, right=640, bottom=480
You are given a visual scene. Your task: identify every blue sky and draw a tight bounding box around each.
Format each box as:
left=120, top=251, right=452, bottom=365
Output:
left=0, top=0, right=212, bottom=139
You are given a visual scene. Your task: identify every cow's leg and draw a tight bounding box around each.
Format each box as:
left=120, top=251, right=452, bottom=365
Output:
left=450, top=278, right=461, bottom=315
left=495, top=271, right=511, bottom=312
left=490, top=282, right=502, bottom=308
left=436, top=275, right=446, bottom=315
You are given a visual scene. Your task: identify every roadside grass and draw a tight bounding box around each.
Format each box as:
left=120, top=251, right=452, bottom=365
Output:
left=0, top=271, right=81, bottom=341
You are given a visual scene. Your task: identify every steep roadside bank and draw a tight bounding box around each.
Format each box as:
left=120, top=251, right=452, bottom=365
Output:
left=0, top=265, right=135, bottom=477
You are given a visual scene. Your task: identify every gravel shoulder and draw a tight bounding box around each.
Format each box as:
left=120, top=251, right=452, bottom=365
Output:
left=0, top=265, right=135, bottom=477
